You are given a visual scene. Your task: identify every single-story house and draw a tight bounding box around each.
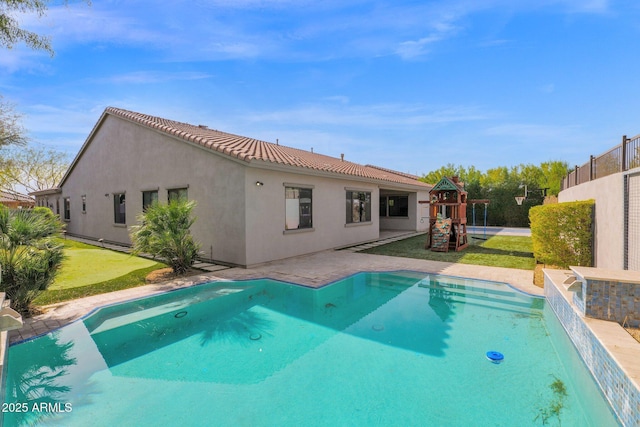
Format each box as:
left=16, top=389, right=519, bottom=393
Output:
left=0, top=190, right=35, bottom=209
left=33, top=107, right=431, bottom=267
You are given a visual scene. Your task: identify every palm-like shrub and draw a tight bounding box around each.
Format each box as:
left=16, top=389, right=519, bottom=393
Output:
left=0, top=206, right=65, bottom=313
left=130, top=200, right=200, bottom=275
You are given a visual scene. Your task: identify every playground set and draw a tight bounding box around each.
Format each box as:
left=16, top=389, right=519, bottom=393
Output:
left=424, top=176, right=490, bottom=252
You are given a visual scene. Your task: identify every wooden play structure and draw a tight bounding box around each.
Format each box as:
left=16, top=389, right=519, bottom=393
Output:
left=425, top=176, right=468, bottom=252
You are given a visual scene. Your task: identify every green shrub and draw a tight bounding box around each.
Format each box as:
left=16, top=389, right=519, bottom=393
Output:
left=0, top=207, right=65, bottom=313
left=130, top=200, right=200, bottom=274
left=32, top=206, right=57, bottom=220
left=529, top=200, right=594, bottom=268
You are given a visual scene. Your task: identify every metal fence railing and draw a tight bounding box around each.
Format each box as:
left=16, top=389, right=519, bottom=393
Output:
left=561, top=134, right=640, bottom=190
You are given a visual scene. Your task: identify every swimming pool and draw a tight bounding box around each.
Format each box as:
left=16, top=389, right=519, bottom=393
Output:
left=3, top=272, right=619, bottom=426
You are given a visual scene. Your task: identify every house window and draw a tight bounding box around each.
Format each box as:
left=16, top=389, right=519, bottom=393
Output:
left=142, top=190, right=158, bottom=211
left=346, top=191, right=371, bottom=223
left=285, top=187, right=312, bottom=230
left=63, top=198, right=70, bottom=221
left=380, top=195, right=409, bottom=217
left=168, top=188, right=188, bottom=202
left=81, top=195, right=86, bottom=213
left=114, top=193, right=126, bottom=224
left=56, top=199, right=60, bottom=215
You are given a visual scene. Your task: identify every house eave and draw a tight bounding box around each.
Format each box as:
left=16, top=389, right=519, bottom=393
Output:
left=247, top=160, right=431, bottom=191
left=29, top=188, right=62, bottom=197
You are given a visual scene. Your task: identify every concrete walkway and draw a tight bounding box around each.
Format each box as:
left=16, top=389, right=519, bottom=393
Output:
left=9, top=245, right=540, bottom=344
left=340, top=230, right=426, bottom=252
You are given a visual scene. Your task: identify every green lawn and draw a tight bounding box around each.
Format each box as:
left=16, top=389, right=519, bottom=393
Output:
left=361, top=233, right=536, bottom=270
left=52, top=240, right=160, bottom=290
left=33, top=239, right=166, bottom=306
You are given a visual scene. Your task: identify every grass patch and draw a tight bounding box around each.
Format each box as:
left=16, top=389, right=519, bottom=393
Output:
left=52, top=239, right=159, bottom=290
left=31, top=238, right=167, bottom=307
left=33, top=263, right=166, bottom=306
left=361, top=234, right=536, bottom=270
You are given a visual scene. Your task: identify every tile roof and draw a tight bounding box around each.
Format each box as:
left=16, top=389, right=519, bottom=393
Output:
left=0, top=190, right=34, bottom=203
left=365, top=164, right=422, bottom=181
left=106, top=107, right=429, bottom=188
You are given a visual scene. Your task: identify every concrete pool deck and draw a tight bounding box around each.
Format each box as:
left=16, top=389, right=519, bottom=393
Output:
left=8, top=249, right=540, bottom=344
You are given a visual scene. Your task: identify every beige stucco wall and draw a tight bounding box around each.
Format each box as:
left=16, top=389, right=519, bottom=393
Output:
left=60, top=114, right=430, bottom=267
left=244, top=168, right=383, bottom=266
left=61, top=115, right=248, bottom=265
left=558, top=171, right=624, bottom=269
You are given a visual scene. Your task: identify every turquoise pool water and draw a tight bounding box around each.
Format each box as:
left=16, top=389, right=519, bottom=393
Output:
left=3, top=272, right=619, bottom=426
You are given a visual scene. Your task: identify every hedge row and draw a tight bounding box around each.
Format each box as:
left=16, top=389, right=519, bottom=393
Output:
left=529, top=199, right=595, bottom=268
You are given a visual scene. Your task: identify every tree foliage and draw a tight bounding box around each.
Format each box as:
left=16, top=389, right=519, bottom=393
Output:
left=0, top=0, right=91, bottom=55
left=130, top=200, right=200, bottom=275
left=420, top=161, right=569, bottom=227
left=0, top=144, right=71, bottom=193
left=0, top=206, right=65, bottom=313
left=1, top=0, right=55, bottom=54
left=0, top=95, right=28, bottom=148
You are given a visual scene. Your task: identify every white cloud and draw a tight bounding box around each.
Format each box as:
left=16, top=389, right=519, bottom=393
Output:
left=18, top=4, right=166, bottom=47
left=0, top=46, right=52, bottom=74
left=395, top=35, right=445, bottom=60
left=552, top=0, right=610, bottom=14
left=89, top=71, right=213, bottom=85
left=240, top=102, right=492, bottom=128
left=3, top=0, right=618, bottom=69
left=22, top=104, right=104, bottom=137
left=483, top=123, right=583, bottom=143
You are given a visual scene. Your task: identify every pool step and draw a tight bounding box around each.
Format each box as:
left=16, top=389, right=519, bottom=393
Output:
left=369, top=272, right=539, bottom=309
left=417, top=280, right=541, bottom=311
left=85, top=284, right=259, bottom=334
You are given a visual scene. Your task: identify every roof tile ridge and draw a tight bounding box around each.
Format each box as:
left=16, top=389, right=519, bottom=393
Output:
left=108, top=107, right=164, bottom=133
left=365, top=164, right=421, bottom=181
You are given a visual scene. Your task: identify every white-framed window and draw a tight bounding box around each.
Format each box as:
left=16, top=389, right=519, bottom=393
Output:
left=285, top=186, right=312, bottom=230
left=114, top=193, right=126, bottom=224
left=346, top=190, right=371, bottom=223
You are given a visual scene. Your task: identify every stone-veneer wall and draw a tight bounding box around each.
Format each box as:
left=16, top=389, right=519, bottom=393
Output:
left=546, top=276, right=639, bottom=427
left=581, top=279, right=640, bottom=328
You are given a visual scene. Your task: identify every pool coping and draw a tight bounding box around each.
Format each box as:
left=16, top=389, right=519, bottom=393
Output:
left=8, top=250, right=541, bottom=344
left=544, top=268, right=640, bottom=427
left=8, top=268, right=543, bottom=347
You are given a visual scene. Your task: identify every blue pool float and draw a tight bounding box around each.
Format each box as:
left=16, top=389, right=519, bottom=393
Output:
left=486, top=351, right=504, bottom=363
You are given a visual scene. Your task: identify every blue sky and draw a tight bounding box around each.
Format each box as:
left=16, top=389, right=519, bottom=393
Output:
left=2, top=0, right=639, bottom=176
